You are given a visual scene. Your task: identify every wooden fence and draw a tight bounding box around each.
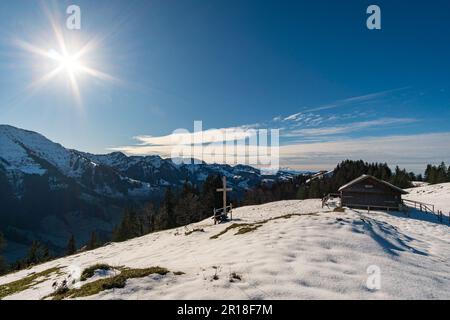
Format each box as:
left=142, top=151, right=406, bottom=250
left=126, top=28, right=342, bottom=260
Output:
left=402, top=199, right=435, bottom=214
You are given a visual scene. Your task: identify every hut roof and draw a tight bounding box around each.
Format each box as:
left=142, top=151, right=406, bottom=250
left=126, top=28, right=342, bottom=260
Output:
left=338, top=174, right=409, bottom=194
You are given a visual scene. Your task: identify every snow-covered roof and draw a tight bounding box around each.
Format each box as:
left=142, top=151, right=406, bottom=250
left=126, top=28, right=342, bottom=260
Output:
left=338, top=174, right=408, bottom=194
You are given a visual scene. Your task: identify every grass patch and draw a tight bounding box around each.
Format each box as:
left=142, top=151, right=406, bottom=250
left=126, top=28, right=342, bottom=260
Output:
left=210, top=223, right=250, bottom=239
left=235, top=225, right=262, bottom=235
left=210, top=213, right=318, bottom=239
left=80, top=264, right=112, bottom=281
left=333, top=207, right=346, bottom=213
left=47, top=266, right=169, bottom=300
left=0, top=267, right=61, bottom=299
left=173, top=271, right=185, bottom=276
left=185, top=228, right=205, bottom=236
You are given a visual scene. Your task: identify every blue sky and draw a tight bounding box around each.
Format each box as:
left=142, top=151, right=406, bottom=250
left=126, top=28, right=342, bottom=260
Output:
left=0, top=0, right=450, bottom=172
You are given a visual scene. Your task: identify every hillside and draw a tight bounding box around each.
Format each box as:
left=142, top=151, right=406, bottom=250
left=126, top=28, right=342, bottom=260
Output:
left=0, top=124, right=298, bottom=261
left=1, top=189, right=449, bottom=300
left=405, top=182, right=450, bottom=214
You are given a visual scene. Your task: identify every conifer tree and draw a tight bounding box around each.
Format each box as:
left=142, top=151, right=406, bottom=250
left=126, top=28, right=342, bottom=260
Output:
left=66, top=234, right=76, bottom=256
left=87, top=231, right=98, bottom=250
left=162, top=187, right=176, bottom=228
left=0, top=232, right=7, bottom=275
left=437, top=162, right=448, bottom=183
left=24, top=241, right=51, bottom=266
left=308, top=180, right=321, bottom=198
left=424, top=162, right=449, bottom=184
left=140, top=202, right=157, bottom=234
left=174, top=180, right=201, bottom=226
left=200, top=175, right=222, bottom=217
left=296, top=186, right=308, bottom=200
left=112, top=208, right=142, bottom=242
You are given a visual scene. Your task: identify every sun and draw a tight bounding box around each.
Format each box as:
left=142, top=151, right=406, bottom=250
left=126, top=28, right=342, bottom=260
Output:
left=59, top=54, right=83, bottom=75
left=47, top=49, right=84, bottom=75
left=13, top=8, right=117, bottom=109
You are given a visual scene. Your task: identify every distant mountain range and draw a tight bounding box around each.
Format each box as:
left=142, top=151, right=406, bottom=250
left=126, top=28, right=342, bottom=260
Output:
left=0, top=125, right=309, bottom=261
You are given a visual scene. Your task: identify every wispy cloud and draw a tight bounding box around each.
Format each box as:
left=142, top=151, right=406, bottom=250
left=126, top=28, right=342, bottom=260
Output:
left=282, top=88, right=407, bottom=122
left=133, top=127, right=253, bottom=146
left=110, top=87, right=442, bottom=171
left=111, top=125, right=262, bottom=157
left=112, top=130, right=450, bottom=172
left=279, top=132, right=450, bottom=172
left=285, top=117, right=417, bottom=138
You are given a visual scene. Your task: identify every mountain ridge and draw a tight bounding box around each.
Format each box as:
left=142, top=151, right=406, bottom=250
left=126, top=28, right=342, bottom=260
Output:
left=0, top=124, right=306, bottom=262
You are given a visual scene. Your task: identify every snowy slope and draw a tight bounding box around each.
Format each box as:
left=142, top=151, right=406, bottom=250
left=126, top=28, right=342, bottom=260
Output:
left=1, top=198, right=448, bottom=300
left=0, top=124, right=89, bottom=177
left=0, top=125, right=68, bottom=176
left=405, top=182, right=450, bottom=214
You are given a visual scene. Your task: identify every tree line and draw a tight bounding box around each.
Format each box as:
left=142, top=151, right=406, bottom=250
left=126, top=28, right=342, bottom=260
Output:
left=0, top=230, right=100, bottom=275
left=243, top=160, right=434, bottom=206
left=424, top=162, right=450, bottom=184
left=1, top=161, right=449, bottom=276
left=0, top=175, right=225, bottom=275
left=111, top=175, right=224, bottom=242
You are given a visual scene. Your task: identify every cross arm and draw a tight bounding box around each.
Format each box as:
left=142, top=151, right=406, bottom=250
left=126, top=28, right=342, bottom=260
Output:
left=217, top=188, right=233, bottom=192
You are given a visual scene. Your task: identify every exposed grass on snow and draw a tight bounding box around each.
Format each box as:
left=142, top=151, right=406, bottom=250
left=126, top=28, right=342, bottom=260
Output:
left=235, top=225, right=262, bottom=235
left=80, top=264, right=112, bottom=281
left=210, top=212, right=318, bottom=239
left=0, top=267, right=61, bottom=299
left=47, top=266, right=170, bottom=300
left=210, top=223, right=248, bottom=239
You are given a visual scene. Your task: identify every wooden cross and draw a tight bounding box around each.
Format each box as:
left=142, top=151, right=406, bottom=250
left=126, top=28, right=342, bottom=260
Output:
left=217, top=176, right=232, bottom=215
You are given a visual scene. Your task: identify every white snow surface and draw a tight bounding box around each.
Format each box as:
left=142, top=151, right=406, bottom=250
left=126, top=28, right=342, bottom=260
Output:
left=405, top=182, right=450, bottom=214
left=1, top=194, right=449, bottom=300
left=411, top=181, right=430, bottom=188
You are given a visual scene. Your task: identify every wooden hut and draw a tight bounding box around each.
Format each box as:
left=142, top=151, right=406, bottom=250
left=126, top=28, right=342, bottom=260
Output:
left=338, top=175, right=408, bottom=210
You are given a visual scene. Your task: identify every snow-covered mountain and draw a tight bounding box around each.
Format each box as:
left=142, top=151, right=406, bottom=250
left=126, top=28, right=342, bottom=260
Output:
left=0, top=124, right=304, bottom=261
left=0, top=125, right=153, bottom=198
left=1, top=190, right=448, bottom=300
left=0, top=125, right=298, bottom=198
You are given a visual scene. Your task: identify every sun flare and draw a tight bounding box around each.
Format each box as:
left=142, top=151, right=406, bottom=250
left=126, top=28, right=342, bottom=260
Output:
left=59, top=54, right=83, bottom=74
left=47, top=49, right=84, bottom=75
left=14, top=7, right=117, bottom=109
